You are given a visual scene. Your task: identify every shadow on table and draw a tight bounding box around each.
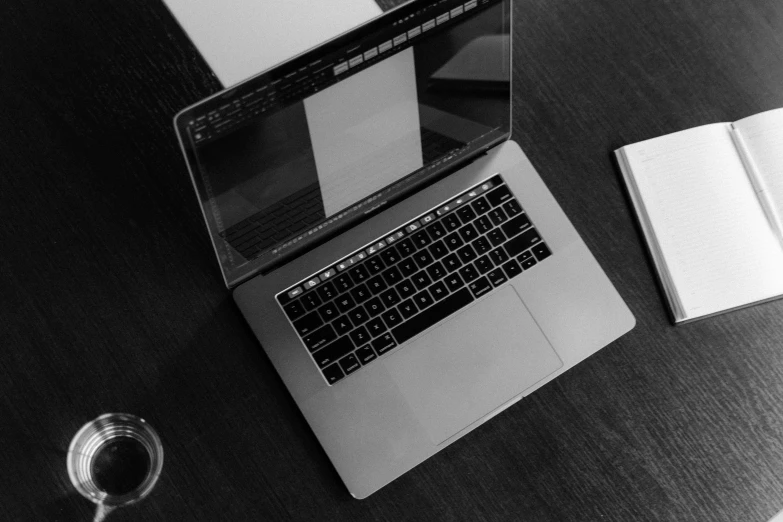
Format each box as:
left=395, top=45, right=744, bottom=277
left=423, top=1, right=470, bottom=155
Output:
left=43, top=492, right=94, bottom=522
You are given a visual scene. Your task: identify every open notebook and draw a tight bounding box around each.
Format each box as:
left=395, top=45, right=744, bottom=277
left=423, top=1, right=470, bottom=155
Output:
left=616, top=108, right=783, bottom=323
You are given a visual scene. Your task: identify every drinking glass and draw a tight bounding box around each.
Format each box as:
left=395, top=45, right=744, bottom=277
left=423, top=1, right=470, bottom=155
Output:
left=67, top=413, right=163, bottom=521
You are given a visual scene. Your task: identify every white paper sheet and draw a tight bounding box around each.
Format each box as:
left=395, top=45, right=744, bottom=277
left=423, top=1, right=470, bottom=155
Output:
left=624, top=123, right=783, bottom=319
left=733, top=108, right=783, bottom=218
left=162, top=0, right=382, bottom=87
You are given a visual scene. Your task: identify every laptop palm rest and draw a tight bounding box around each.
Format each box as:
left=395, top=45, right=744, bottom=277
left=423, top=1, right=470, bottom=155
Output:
left=384, top=285, right=563, bottom=445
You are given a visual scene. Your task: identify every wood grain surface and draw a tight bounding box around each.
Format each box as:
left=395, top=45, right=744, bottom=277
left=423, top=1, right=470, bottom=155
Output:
left=2, top=0, right=783, bottom=520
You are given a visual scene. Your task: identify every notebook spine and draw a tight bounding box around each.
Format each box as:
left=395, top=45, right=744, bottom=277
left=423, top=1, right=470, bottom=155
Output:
left=614, top=147, right=686, bottom=323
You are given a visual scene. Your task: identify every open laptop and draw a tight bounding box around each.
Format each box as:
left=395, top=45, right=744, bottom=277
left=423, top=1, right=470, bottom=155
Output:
left=174, top=0, right=635, bottom=498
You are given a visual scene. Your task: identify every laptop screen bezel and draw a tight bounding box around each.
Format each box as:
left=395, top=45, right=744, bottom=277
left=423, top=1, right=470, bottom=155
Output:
left=174, top=0, right=512, bottom=289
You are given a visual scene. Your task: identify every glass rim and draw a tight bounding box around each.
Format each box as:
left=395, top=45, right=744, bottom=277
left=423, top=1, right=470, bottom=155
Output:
left=67, top=413, right=164, bottom=507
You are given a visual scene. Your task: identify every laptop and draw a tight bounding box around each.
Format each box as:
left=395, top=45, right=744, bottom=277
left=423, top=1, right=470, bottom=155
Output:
left=174, top=0, right=635, bottom=498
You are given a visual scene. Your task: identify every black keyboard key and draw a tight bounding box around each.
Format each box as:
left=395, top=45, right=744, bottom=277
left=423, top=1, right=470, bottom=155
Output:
left=316, top=281, right=337, bottom=301
left=411, top=270, right=433, bottom=290
left=413, top=289, right=434, bottom=309
left=430, top=281, right=449, bottom=301
left=349, top=264, right=370, bottom=284
left=279, top=292, right=297, bottom=309
left=486, top=185, right=512, bottom=207
left=473, top=236, right=491, bottom=255
left=364, top=296, right=385, bottom=317
left=532, top=242, right=552, bottom=261
left=458, top=223, right=479, bottom=242
left=366, top=256, right=385, bottom=275
left=420, top=213, right=436, bottom=226
left=382, top=308, right=404, bottom=328
left=380, top=246, right=401, bottom=266
left=519, top=250, right=534, bottom=263
left=396, top=237, right=417, bottom=257
left=382, top=265, right=403, bottom=286
left=356, top=345, right=377, bottom=365
left=380, top=287, right=401, bottom=307
left=301, top=292, right=322, bottom=311
left=322, top=363, right=345, bottom=385
left=457, top=205, right=477, bottom=224
left=444, top=232, right=464, bottom=251
left=488, top=207, right=508, bottom=226
left=459, top=264, right=480, bottom=284
left=333, top=273, right=354, bottom=293
left=283, top=300, right=306, bottom=321
left=398, top=299, right=419, bottom=319
left=333, top=315, right=353, bottom=336
left=502, top=259, right=523, bottom=279
left=469, top=276, right=493, bottom=298
left=474, top=215, right=493, bottom=234
left=277, top=288, right=300, bottom=306
left=471, top=196, right=491, bottom=215
left=350, top=283, right=372, bottom=303
left=502, top=199, right=522, bottom=217
left=303, top=323, right=337, bottom=352
left=475, top=255, right=494, bottom=274
left=444, top=272, right=464, bottom=292
left=505, top=229, right=542, bottom=257
left=443, top=253, right=462, bottom=272
left=399, top=257, right=418, bottom=277
left=366, top=317, right=387, bottom=338
left=396, top=279, right=417, bottom=299
left=501, top=214, right=531, bottom=239
left=520, top=256, right=537, bottom=270
left=338, top=353, right=362, bottom=375
left=293, top=310, right=323, bottom=335
left=412, top=230, right=432, bottom=248
left=487, top=267, right=507, bottom=287
left=318, top=301, right=340, bottom=322
left=443, top=213, right=461, bottom=231
left=367, top=275, right=388, bottom=295
left=427, top=221, right=447, bottom=240
left=392, top=288, right=474, bottom=344
left=335, top=293, right=356, bottom=313
left=457, top=244, right=478, bottom=264
left=413, top=249, right=434, bottom=268
left=347, top=306, right=369, bottom=326
left=426, top=261, right=447, bottom=281
left=350, top=326, right=372, bottom=346
left=313, top=336, right=354, bottom=368
left=372, top=333, right=397, bottom=355
left=429, top=240, right=449, bottom=259
left=488, top=228, right=507, bottom=247
left=489, top=247, right=509, bottom=266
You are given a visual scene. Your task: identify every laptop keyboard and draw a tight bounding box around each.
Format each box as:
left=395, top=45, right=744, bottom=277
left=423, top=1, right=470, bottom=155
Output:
left=276, top=174, right=552, bottom=386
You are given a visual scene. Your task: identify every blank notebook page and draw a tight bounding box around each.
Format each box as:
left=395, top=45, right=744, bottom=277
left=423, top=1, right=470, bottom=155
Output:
left=625, top=123, right=783, bottom=319
left=733, top=108, right=783, bottom=216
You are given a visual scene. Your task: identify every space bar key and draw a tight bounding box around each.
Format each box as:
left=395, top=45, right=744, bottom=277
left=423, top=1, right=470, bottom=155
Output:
left=391, top=288, right=474, bottom=345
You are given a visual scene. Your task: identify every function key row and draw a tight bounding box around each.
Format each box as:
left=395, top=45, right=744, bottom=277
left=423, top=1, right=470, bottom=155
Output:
left=278, top=176, right=501, bottom=304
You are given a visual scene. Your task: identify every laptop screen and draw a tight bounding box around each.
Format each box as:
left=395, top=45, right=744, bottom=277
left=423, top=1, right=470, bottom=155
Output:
left=175, top=0, right=510, bottom=288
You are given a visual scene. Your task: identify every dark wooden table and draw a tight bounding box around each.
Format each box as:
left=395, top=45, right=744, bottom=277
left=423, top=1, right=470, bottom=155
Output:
left=3, top=0, right=783, bottom=520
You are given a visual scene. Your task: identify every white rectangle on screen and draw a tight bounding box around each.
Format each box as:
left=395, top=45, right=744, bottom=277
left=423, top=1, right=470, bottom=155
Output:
left=303, top=48, right=423, bottom=217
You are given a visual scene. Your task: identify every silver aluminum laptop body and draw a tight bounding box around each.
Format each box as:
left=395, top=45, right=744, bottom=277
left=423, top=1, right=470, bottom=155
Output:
left=174, top=0, right=634, bottom=499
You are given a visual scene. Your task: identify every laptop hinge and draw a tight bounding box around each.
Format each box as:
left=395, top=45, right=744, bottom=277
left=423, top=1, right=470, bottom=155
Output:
left=252, top=147, right=493, bottom=280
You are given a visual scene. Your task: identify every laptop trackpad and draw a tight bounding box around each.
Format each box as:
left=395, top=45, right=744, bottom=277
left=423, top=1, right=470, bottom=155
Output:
left=384, top=286, right=563, bottom=445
